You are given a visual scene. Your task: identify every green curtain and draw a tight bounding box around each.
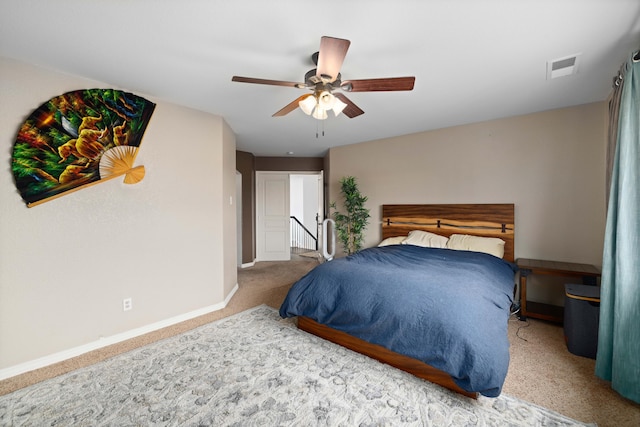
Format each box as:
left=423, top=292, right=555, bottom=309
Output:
left=596, top=51, right=640, bottom=403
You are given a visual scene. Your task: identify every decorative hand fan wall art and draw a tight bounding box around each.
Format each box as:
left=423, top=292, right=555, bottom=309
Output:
left=11, top=89, right=155, bottom=207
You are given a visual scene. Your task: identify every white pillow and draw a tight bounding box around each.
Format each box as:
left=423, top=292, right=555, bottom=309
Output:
left=446, top=234, right=505, bottom=258
left=378, top=236, right=407, bottom=247
left=401, top=230, right=449, bottom=248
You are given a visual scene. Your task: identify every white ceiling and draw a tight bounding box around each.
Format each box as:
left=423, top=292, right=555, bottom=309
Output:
left=2, top=0, right=639, bottom=157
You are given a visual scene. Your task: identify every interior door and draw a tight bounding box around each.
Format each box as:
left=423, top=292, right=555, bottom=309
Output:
left=256, top=172, right=290, bottom=261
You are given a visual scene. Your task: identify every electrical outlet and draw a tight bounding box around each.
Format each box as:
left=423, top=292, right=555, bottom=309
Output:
left=123, top=298, right=133, bottom=311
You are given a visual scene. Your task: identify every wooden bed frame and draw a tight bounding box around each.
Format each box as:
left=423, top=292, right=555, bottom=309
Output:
left=297, top=204, right=515, bottom=399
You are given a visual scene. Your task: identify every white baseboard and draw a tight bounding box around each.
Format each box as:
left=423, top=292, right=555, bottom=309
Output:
left=241, top=259, right=256, bottom=268
left=0, top=283, right=240, bottom=381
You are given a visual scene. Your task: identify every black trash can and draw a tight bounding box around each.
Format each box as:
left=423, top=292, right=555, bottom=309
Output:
left=564, top=284, right=601, bottom=359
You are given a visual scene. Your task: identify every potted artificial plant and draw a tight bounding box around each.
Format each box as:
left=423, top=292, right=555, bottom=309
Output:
left=330, top=176, right=370, bottom=255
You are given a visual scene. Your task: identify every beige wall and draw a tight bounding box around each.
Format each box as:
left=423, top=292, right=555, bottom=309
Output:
left=328, top=103, right=607, bottom=303
left=0, top=58, right=237, bottom=374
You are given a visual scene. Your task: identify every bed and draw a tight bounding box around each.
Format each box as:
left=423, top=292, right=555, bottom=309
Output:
left=279, top=204, right=516, bottom=398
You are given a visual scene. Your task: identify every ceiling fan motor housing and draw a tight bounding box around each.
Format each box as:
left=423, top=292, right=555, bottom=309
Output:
left=304, top=69, right=341, bottom=88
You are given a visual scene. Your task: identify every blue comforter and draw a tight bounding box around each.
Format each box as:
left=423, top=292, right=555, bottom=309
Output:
left=280, top=244, right=517, bottom=397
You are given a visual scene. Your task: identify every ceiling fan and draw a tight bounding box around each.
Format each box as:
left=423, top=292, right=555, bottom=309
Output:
left=232, top=36, right=415, bottom=120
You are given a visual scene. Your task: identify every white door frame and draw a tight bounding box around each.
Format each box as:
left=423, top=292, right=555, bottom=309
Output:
left=315, top=171, right=325, bottom=254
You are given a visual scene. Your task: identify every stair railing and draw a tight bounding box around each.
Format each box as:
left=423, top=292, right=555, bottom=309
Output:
left=290, top=216, right=318, bottom=253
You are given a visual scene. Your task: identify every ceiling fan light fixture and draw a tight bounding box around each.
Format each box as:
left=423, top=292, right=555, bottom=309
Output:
left=299, top=95, right=317, bottom=115
left=317, top=91, right=336, bottom=110
left=332, top=97, right=347, bottom=116
left=312, top=107, right=328, bottom=120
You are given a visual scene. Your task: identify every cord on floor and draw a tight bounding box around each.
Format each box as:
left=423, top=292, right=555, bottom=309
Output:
left=509, top=310, right=530, bottom=342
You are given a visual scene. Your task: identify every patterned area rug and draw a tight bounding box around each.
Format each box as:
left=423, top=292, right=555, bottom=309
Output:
left=0, top=305, right=594, bottom=426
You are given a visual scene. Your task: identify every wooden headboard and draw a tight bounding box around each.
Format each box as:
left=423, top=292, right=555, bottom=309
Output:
left=382, top=204, right=515, bottom=262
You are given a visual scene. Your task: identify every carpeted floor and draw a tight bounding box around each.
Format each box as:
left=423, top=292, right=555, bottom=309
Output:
left=503, top=314, right=639, bottom=426
left=1, top=255, right=639, bottom=426
left=0, top=305, right=593, bottom=426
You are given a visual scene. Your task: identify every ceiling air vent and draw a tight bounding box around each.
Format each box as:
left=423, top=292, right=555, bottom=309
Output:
left=547, top=54, right=581, bottom=80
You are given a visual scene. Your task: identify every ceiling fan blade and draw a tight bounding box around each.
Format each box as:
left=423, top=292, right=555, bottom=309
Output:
left=342, top=77, right=415, bottom=92
left=316, top=36, right=350, bottom=83
left=272, top=94, right=313, bottom=117
left=232, top=76, right=302, bottom=88
left=334, top=93, right=364, bottom=118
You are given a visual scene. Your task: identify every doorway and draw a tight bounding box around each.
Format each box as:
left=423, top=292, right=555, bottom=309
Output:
left=290, top=173, right=322, bottom=255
